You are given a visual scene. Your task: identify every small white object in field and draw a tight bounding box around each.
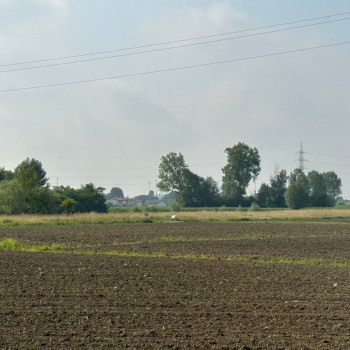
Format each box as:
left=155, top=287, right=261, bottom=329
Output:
left=170, top=215, right=176, bottom=220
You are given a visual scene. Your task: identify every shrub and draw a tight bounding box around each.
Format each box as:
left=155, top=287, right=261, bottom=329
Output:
left=169, top=201, right=182, bottom=212
left=248, top=202, right=261, bottom=212
left=133, top=206, right=142, bottom=213
left=0, top=238, right=22, bottom=251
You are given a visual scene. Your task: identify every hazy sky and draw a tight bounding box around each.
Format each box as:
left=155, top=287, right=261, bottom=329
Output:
left=1, top=0, right=349, bottom=198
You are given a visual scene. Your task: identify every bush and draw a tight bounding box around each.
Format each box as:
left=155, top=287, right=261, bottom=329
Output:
left=237, top=205, right=245, bottom=212
left=248, top=202, right=261, bottom=212
left=133, top=206, right=142, bottom=213
left=169, top=201, right=182, bottom=212
left=145, top=206, right=159, bottom=213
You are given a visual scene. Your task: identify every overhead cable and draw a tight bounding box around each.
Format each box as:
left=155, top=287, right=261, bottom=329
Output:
left=1, top=10, right=350, bottom=68
left=1, top=17, right=350, bottom=74
left=1, top=41, right=349, bottom=93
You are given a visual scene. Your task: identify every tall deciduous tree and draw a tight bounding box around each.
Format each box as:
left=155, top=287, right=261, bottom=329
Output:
left=14, top=158, right=49, bottom=188
left=308, top=170, right=329, bottom=207
left=256, top=183, right=271, bottom=208
left=0, top=167, right=13, bottom=182
left=285, top=168, right=309, bottom=209
left=324, top=171, right=342, bottom=205
left=8, top=158, right=54, bottom=213
left=221, top=143, right=261, bottom=205
left=157, top=153, right=220, bottom=207
left=269, top=169, right=288, bottom=207
left=0, top=179, right=26, bottom=214
left=107, top=187, right=124, bottom=199
left=157, top=152, right=188, bottom=195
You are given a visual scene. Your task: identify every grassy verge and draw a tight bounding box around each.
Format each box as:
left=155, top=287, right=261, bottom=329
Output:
left=0, top=208, right=350, bottom=227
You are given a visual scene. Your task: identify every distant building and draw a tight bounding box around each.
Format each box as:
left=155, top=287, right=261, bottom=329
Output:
left=106, top=197, right=142, bottom=207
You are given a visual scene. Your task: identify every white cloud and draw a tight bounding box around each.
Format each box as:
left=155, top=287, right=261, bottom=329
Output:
left=207, top=1, right=246, bottom=25
left=1, top=1, right=349, bottom=197
left=35, top=0, right=71, bottom=13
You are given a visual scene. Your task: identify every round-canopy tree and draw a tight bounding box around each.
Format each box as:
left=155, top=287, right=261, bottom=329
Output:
left=221, top=142, right=261, bottom=206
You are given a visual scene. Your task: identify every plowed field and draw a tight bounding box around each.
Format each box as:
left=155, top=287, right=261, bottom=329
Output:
left=1, top=221, right=350, bottom=349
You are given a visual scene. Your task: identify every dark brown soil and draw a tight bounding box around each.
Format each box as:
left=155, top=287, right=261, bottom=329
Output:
left=1, top=222, right=350, bottom=349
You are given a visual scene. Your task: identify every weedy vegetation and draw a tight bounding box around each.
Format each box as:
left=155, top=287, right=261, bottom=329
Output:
left=0, top=208, right=350, bottom=228
left=0, top=238, right=65, bottom=252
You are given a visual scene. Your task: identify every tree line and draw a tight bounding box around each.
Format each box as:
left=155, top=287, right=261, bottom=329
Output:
left=157, top=142, right=342, bottom=209
left=0, top=158, right=107, bottom=214
left=0, top=144, right=342, bottom=214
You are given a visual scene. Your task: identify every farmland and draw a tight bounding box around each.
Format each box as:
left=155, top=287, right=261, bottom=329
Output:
left=1, top=214, right=350, bottom=349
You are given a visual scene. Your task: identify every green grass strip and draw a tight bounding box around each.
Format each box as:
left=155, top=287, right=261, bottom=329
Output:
left=116, top=233, right=331, bottom=246
left=1, top=238, right=350, bottom=268
left=0, top=238, right=65, bottom=252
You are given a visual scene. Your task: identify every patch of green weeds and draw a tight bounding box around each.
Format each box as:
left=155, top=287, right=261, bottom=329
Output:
left=29, top=243, right=65, bottom=252
left=142, top=218, right=153, bottom=223
left=102, top=251, right=166, bottom=258
left=152, top=236, right=187, bottom=243
left=0, top=238, right=22, bottom=251
left=0, top=238, right=65, bottom=252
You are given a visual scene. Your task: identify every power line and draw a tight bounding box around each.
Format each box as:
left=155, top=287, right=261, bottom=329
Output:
left=52, top=176, right=155, bottom=179
left=308, top=160, right=350, bottom=168
left=2, top=10, right=350, bottom=68
left=56, top=183, right=147, bottom=187
left=308, top=152, right=350, bottom=159
left=1, top=41, right=349, bottom=93
left=1, top=17, right=350, bottom=74
left=48, top=167, right=155, bottom=171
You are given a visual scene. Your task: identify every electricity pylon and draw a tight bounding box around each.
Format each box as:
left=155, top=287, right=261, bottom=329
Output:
left=297, top=142, right=306, bottom=172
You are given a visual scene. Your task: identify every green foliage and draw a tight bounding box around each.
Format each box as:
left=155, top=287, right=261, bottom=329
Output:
left=0, top=179, right=26, bottom=214
left=161, top=191, right=178, bottom=205
left=0, top=177, right=55, bottom=215
left=308, top=170, right=329, bottom=207
left=256, top=183, right=271, bottom=208
left=248, top=202, right=261, bottom=212
left=169, top=200, right=182, bottom=212
left=135, top=190, right=159, bottom=205
left=199, top=177, right=221, bottom=206
left=285, top=169, right=309, bottom=209
left=285, top=169, right=342, bottom=209
left=324, top=171, right=342, bottom=205
left=54, top=183, right=107, bottom=213
left=0, top=238, right=22, bottom=251
left=0, top=158, right=108, bottom=215
left=76, top=183, right=107, bottom=213
left=222, top=142, right=261, bottom=205
left=0, top=158, right=55, bottom=214
left=14, top=158, right=49, bottom=188
left=158, top=153, right=220, bottom=207
left=107, top=187, right=124, bottom=199
left=269, top=169, right=288, bottom=207
left=0, top=238, right=65, bottom=252
left=59, top=198, right=77, bottom=214
left=257, top=169, right=288, bottom=208
left=157, top=152, right=188, bottom=194
left=0, top=167, right=14, bottom=182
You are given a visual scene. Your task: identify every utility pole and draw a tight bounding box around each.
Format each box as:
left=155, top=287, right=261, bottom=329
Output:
left=155, top=180, right=158, bottom=198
